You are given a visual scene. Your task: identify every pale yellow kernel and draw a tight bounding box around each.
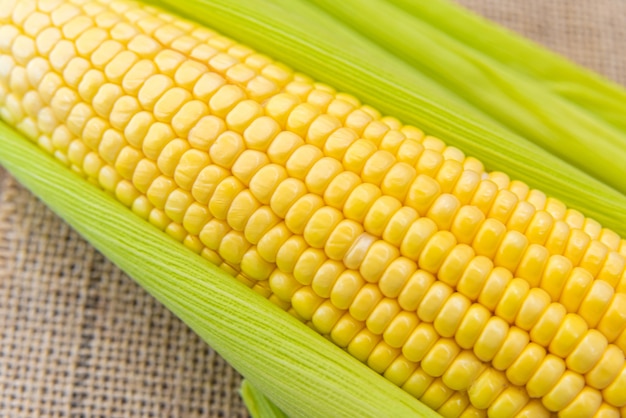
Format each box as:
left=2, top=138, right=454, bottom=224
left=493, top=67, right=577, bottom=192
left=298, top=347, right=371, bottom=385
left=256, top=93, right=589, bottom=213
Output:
left=306, top=89, right=334, bottom=111
left=261, top=62, right=292, bottom=86
left=342, top=109, right=372, bottom=137
left=90, top=40, right=124, bottom=70
left=342, top=183, right=381, bottom=224
left=115, top=146, right=143, bottom=180
left=366, top=298, right=401, bottom=335
left=141, top=122, right=174, bottom=160
left=226, top=63, right=256, bottom=84
left=599, top=229, right=622, bottom=252
left=146, top=175, right=177, bottom=210
left=17, top=117, right=40, bottom=140
left=324, top=127, right=359, bottom=161
left=50, top=87, right=80, bottom=123
left=158, top=138, right=190, bottom=177
left=301, top=206, right=342, bottom=249
left=131, top=158, right=158, bottom=194
left=172, top=148, right=210, bottom=191
left=579, top=241, right=609, bottom=278
left=35, top=27, right=62, bottom=58
left=530, top=302, right=567, bottom=346
left=8, top=66, right=29, bottom=96
left=137, top=74, right=173, bottom=111
left=231, top=150, right=269, bottom=186
left=467, top=368, right=507, bottom=410
left=224, top=99, right=262, bottom=133
left=189, top=43, right=219, bottom=62
left=378, top=130, right=406, bottom=154
left=74, top=69, right=103, bottom=103
left=283, top=102, right=320, bottom=138
left=37, top=72, right=63, bottom=105
left=226, top=190, right=261, bottom=232
left=117, top=61, right=155, bottom=96
left=1, top=93, right=22, bottom=126
left=284, top=193, right=325, bottom=235
left=264, top=92, right=300, bottom=128
left=273, top=236, right=306, bottom=273
left=60, top=58, right=89, bottom=90
left=153, top=24, right=185, bottom=47
left=342, top=232, right=376, bottom=271
left=246, top=75, right=278, bottom=101
left=98, top=164, right=122, bottom=193
left=209, top=176, right=245, bottom=220
left=36, top=134, right=54, bottom=154
left=242, top=206, right=279, bottom=245
left=209, top=84, right=246, bottom=118
left=361, top=151, right=396, bottom=186
left=512, top=288, right=550, bottom=333
left=440, top=350, right=484, bottom=392
left=67, top=139, right=88, bottom=167
left=207, top=129, right=244, bottom=169
left=111, top=179, right=139, bottom=208
left=397, top=217, right=435, bottom=261
left=10, top=34, right=35, bottom=67
left=61, top=15, right=93, bottom=41
left=170, top=35, right=201, bottom=56
left=50, top=124, right=71, bottom=153
left=268, top=178, right=305, bottom=219
left=291, top=287, right=324, bottom=321
left=311, top=301, right=344, bottom=335
left=102, top=51, right=138, bottom=85
left=341, top=139, right=376, bottom=175
left=402, top=323, right=438, bottom=363
left=65, top=102, right=95, bottom=137
left=72, top=27, right=106, bottom=57
left=383, top=311, right=419, bottom=350
left=109, top=22, right=138, bottom=44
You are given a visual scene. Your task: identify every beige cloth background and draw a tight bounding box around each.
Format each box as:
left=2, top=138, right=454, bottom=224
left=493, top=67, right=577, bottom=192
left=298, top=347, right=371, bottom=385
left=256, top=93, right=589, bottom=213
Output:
left=1, top=1, right=625, bottom=417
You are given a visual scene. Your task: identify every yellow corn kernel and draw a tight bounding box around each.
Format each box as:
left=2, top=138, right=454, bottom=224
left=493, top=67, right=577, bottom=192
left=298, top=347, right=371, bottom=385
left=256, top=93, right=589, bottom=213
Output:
left=455, top=303, right=491, bottom=350
left=542, top=371, right=585, bottom=412
left=330, top=313, right=364, bottom=348
left=403, top=323, right=439, bottom=363
left=473, top=316, right=509, bottom=362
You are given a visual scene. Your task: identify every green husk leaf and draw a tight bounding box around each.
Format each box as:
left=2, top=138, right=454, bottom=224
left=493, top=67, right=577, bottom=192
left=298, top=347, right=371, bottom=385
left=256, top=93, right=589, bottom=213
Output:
left=150, top=0, right=626, bottom=237
left=308, top=0, right=626, bottom=196
left=391, top=0, right=626, bottom=133
left=240, top=380, right=289, bottom=418
left=0, top=123, right=438, bottom=418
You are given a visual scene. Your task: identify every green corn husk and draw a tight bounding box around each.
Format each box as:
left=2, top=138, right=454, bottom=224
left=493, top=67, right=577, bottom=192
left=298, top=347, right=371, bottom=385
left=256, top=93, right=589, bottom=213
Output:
left=150, top=0, right=626, bottom=237
left=240, top=380, right=289, bottom=418
left=0, top=122, right=436, bottom=418
left=307, top=0, right=626, bottom=196
left=392, top=0, right=626, bottom=133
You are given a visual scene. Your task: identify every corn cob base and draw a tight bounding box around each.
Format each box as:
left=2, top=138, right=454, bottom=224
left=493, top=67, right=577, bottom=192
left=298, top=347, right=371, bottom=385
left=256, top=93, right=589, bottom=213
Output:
left=1, top=1, right=625, bottom=417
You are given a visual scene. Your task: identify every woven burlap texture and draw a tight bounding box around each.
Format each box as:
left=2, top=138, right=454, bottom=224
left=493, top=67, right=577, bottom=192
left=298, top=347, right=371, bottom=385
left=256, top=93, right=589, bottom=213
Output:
left=1, top=1, right=624, bottom=417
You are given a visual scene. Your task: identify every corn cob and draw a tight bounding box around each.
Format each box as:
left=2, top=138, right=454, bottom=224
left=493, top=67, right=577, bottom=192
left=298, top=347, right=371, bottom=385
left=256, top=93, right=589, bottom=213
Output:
left=0, top=1, right=625, bottom=417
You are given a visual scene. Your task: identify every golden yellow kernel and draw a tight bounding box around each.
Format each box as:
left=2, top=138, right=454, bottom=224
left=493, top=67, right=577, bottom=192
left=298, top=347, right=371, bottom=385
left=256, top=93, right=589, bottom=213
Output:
left=378, top=129, right=406, bottom=154
left=578, top=280, right=614, bottom=329
left=378, top=257, right=417, bottom=299
left=367, top=342, right=401, bottom=374
left=329, top=270, right=365, bottom=309
left=348, top=283, right=383, bottom=322
left=453, top=302, right=490, bottom=350
left=542, top=371, right=586, bottom=412
left=530, top=302, right=567, bottom=347
left=467, top=368, right=508, bottom=410
left=283, top=193, right=324, bottom=235
left=330, top=314, right=364, bottom=348
left=434, top=293, right=471, bottom=338
left=67, top=139, right=88, bottom=168
left=291, top=286, right=324, bottom=321
left=323, top=127, right=359, bottom=161
left=347, top=328, right=381, bottom=363
left=198, top=218, right=229, bottom=250
left=440, top=351, right=484, bottom=392
left=163, top=188, right=194, bottom=224
left=231, top=149, right=269, bottom=186
left=146, top=175, right=177, bottom=210
left=240, top=247, right=274, bottom=281
left=226, top=189, right=261, bottom=232
left=402, top=323, right=438, bottom=363
left=419, top=231, right=457, bottom=275
left=311, top=301, right=344, bottom=335
left=559, top=267, right=593, bottom=314
left=256, top=227, right=290, bottom=270
left=209, top=176, right=245, bottom=220
left=217, top=230, right=250, bottom=265
left=416, top=281, right=452, bottom=324
left=303, top=157, right=343, bottom=197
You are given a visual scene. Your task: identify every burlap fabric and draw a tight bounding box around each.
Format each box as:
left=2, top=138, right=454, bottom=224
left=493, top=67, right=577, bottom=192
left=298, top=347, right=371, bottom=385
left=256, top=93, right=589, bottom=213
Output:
left=1, top=1, right=624, bottom=417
